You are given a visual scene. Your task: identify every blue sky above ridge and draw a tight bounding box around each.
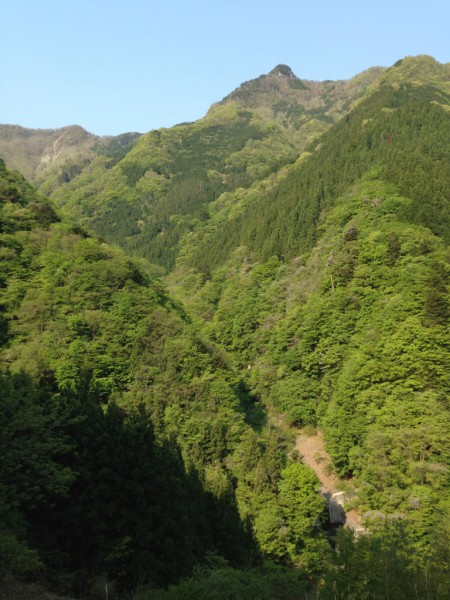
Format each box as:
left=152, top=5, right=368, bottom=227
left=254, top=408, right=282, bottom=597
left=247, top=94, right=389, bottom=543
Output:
left=1, top=0, right=449, bottom=135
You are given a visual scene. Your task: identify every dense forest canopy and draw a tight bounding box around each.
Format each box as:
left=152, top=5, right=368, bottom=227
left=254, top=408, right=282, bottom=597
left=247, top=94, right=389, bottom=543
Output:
left=1, top=55, right=449, bottom=599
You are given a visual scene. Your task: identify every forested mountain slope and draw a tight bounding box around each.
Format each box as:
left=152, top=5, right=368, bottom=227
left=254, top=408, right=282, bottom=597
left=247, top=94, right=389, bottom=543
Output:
left=24, top=63, right=385, bottom=271
left=0, top=124, right=140, bottom=184
left=175, top=55, right=450, bottom=274
left=220, top=62, right=385, bottom=132
left=165, top=54, right=450, bottom=594
left=0, top=160, right=331, bottom=597
left=1, top=54, right=450, bottom=599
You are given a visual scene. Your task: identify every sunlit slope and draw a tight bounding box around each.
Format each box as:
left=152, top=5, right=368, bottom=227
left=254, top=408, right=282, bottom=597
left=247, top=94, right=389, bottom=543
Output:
left=166, top=54, right=450, bottom=555
left=43, top=63, right=384, bottom=270
left=0, top=124, right=140, bottom=185
left=179, top=56, right=449, bottom=274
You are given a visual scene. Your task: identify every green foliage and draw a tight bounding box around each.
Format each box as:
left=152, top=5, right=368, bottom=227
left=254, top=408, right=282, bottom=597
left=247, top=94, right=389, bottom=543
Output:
left=134, top=59, right=450, bottom=594
left=0, top=365, right=255, bottom=593
left=320, top=522, right=450, bottom=599
left=135, top=559, right=309, bottom=600
left=174, top=175, right=450, bottom=573
left=0, top=160, right=263, bottom=595
left=186, top=80, right=450, bottom=273
left=0, top=159, right=59, bottom=231
left=2, top=56, right=450, bottom=598
left=29, top=395, right=251, bottom=594
left=47, top=108, right=296, bottom=271
left=278, top=463, right=324, bottom=535
left=0, top=371, right=71, bottom=580
left=34, top=60, right=387, bottom=273
left=0, top=529, right=42, bottom=580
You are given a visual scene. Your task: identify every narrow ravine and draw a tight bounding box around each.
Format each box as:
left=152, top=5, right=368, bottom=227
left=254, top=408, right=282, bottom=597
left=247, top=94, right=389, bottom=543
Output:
left=295, top=430, right=364, bottom=533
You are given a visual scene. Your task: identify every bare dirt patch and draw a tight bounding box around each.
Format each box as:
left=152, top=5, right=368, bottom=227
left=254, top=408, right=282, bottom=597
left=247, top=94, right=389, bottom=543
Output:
left=295, top=429, right=341, bottom=492
left=295, top=429, right=363, bottom=530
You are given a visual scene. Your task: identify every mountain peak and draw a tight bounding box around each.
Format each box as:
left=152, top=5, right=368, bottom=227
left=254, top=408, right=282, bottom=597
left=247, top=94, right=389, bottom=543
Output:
left=379, top=54, right=450, bottom=90
left=269, top=64, right=296, bottom=78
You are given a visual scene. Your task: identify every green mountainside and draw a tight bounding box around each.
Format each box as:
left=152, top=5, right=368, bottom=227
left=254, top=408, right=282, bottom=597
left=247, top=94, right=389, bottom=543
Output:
left=0, top=160, right=265, bottom=589
left=179, top=57, right=450, bottom=274
left=1, top=55, right=450, bottom=599
left=170, top=52, right=450, bottom=502
left=7, top=63, right=383, bottom=271
left=166, top=54, right=450, bottom=595
left=0, top=159, right=328, bottom=596
left=0, top=124, right=141, bottom=190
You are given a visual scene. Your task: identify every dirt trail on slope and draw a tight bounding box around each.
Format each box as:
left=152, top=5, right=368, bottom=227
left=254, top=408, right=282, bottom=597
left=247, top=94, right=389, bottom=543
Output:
left=295, top=429, right=363, bottom=530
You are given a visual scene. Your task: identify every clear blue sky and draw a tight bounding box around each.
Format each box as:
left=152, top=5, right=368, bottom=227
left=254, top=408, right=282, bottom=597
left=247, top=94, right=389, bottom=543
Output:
left=1, top=0, right=449, bottom=136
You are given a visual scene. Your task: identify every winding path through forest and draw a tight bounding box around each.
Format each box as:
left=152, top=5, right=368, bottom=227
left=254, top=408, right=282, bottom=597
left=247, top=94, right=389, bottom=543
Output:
left=295, top=430, right=364, bottom=532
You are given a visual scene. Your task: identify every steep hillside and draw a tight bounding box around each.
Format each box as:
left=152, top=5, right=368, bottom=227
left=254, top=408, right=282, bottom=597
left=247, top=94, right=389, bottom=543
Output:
left=0, top=124, right=140, bottom=187
left=176, top=55, right=450, bottom=274
left=221, top=63, right=384, bottom=134
left=1, top=55, right=450, bottom=599
left=33, top=64, right=385, bottom=270
left=0, top=124, right=97, bottom=181
left=0, top=160, right=329, bottom=596
left=165, top=55, right=450, bottom=593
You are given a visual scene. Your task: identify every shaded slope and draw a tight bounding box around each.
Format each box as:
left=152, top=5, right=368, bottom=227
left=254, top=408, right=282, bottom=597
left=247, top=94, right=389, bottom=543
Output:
left=0, top=160, right=327, bottom=593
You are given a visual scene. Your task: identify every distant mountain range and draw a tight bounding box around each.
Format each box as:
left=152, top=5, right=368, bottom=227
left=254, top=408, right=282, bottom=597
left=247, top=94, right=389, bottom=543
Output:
left=0, top=59, right=390, bottom=269
left=0, top=124, right=140, bottom=182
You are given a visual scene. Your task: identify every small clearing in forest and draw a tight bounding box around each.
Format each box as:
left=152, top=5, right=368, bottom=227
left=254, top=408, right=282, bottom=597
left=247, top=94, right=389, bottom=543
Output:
left=295, top=429, right=363, bottom=531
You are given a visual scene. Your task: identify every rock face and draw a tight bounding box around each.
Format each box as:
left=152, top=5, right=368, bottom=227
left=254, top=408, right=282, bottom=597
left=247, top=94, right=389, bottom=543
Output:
left=269, top=64, right=297, bottom=78
left=0, top=124, right=141, bottom=182
left=327, top=492, right=365, bottom=534
left=328, top=491, right=346, bottom=524
left=0, top=124, right=97, bottom=180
